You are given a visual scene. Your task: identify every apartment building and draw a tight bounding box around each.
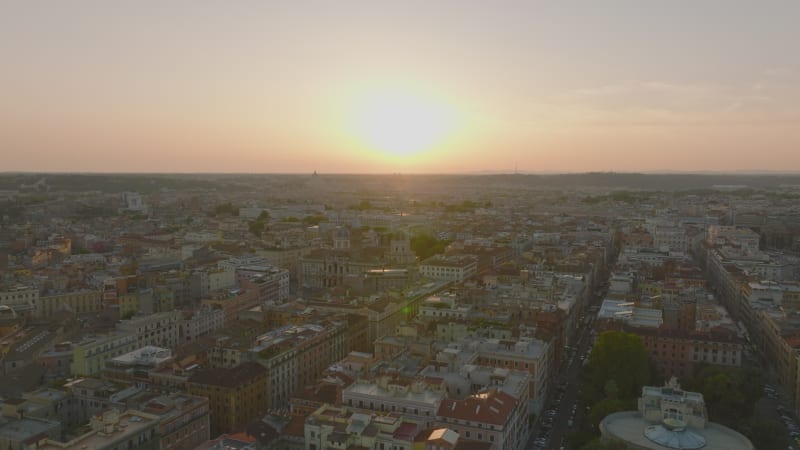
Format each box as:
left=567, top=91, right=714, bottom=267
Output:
left=419, top=256, right=478, bottom=282
left=250, top=321, right=348, bottom=410
left=179, top=307, right=225, bottom=343
left=342, top=376, right=445, bottom=425
left=304, top=404, right=422, bottom=450
left=0, top=284, right=39, bottom=319
left=470, top=337, right=554, bottom=414
left=37, top=289, right=102, bottom=317
left=201, top=288, right=259, bottom=323
left=140, top=393, right=210, bottom=450
left=436, top=389, right=527, bottom=450
left=71, top=333, right=139, bottom=377
left=118, top=311, right=181, bottom=349
left=633, top=326, right=744, bottom=379
left=186, top=362, right=268, bottom=437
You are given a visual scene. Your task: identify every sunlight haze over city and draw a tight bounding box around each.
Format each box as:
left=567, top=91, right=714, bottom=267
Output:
left=2, top=1, right=800, bottom=173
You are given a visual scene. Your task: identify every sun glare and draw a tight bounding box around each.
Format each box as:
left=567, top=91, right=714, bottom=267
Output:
left=349, top=88, right=457, bottom=159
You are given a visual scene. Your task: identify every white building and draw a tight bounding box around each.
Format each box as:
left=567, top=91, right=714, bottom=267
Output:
left=600, top=378, right=754, bottom=450
left=118, top=311, right=181, bottom=349
left=0, top=285, right=39, bottom=318
left=180, top=307, right=225, bottom=343
left=419, top=256, right=478, bottom=282
left=342, top=377, right=445, bottom=425
left=219, top=256, right=290, bottom=302
left=436, top=336, right=554, bottom=415
left=420, top=295, right=472, bottom=320
left=706, top=225, right=760, bottom=252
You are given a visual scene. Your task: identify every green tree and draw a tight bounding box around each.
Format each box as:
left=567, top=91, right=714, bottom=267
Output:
left=257, top=210, right=270, bottom=221
left=410, top=233, right=450, bottom=260
left=604, top=379, right=620, bottom=400
left=587, top=331, right=651, bottom=401
left=213, top=202, right=239, bottom=216
left=249, top=220, right=266, bottom=236
left=687, top=364, right=764, bottom=426
left=302, top=214, right=327, bottom=225
left=349, top=200, right=373, bottom=210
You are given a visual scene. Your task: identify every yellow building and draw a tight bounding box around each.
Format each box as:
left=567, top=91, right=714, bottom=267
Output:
left=186, top=362, right=268, bottom=437
left=153, top=286, right=175, bottom=313
left=639, top=282, right=662, bottom=298
left=37, top=290, right=102, bottom=317
left=118, top=293, right=139, bottom=317
left=70, top=332, right=139, bottom=377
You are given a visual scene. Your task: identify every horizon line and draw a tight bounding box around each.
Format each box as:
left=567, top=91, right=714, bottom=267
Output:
left=3, top=170, right=800, bottom=176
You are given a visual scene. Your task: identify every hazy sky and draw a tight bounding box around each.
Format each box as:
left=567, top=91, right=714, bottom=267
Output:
left=2, top=1, right=799, bottom=173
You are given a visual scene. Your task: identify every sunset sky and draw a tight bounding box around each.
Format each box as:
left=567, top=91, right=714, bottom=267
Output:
left=2, top=1, right=799, bottom=173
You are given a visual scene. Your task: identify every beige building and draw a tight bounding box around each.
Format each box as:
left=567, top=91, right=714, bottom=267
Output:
left=419, top=255, right=478, bottom=282
left=37, top=290, right=102, bottom=317
left=436, top=389, right=527, bottom=450
left=342, top=376, right=445, bottom=425
left=304, top=404, right=422, bottom=450
left=118, top=310, right=181, bottom=349
left=70, top=332, right=139, bottom=377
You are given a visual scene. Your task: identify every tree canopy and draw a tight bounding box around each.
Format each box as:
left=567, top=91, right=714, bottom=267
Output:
left=213, top=202, right=239, bottom=216
left=739, top=417, right=789, bottom=450
left=410, top=233, right=450, bottom=260
left=586, top=331, right=651, bottom=401
left=686, top=364, right=764, bottom=427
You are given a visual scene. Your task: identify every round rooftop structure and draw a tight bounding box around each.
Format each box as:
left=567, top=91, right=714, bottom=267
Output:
left=643, top=419, right=706, bottom=449
left=600, top=411, right=754, bottom=450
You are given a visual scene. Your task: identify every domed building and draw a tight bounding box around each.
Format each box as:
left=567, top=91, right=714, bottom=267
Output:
left=599, top=377, right=753, bottom=450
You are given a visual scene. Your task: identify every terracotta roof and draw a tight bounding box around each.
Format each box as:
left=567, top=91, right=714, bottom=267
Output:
left=283, top=414, right=306, bottom=437
left=437, top=389, right=517, bottom=426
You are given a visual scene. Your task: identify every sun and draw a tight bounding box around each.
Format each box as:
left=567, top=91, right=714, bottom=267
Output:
left=349, top=88, right=457, bottom=159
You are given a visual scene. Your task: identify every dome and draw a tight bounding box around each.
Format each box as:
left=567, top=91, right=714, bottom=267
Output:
left=643, top=420, right=707, bottom=449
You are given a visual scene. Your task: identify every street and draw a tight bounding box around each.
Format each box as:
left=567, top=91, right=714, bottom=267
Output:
left=528, top=310, right=598, bottom=449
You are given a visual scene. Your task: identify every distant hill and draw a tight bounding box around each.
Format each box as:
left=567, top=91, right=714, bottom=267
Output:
left=2, top=172, right=800, bottom=192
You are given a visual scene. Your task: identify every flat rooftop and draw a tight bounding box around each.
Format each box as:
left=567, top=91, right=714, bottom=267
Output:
left=38, top=411, right=157, bottom=450
left=344, top=381, right=444, bottom=406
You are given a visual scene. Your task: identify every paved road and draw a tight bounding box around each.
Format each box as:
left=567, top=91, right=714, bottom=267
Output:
left=757, top=373, right=796, bottom=447
left=528, top=310, right=598, bottom=449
